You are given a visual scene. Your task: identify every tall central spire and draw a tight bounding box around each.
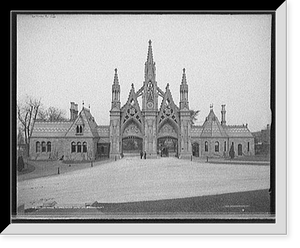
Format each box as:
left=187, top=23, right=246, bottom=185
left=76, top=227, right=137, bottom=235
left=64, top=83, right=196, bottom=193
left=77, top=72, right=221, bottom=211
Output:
left=144, top=39, right=156, bottom=82
left=146, top=39, right=154, bottom=65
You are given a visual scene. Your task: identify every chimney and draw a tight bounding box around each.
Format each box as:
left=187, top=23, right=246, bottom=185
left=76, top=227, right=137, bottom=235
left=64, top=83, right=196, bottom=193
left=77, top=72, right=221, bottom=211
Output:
left=221, top=104, right=226, bottom=125
left=70, top=102, right=78, bottom=121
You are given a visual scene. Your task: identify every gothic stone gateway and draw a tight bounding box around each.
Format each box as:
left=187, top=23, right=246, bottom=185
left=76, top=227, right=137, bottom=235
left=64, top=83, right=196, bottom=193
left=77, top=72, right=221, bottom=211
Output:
left=29, top=40, right=255, bottom=161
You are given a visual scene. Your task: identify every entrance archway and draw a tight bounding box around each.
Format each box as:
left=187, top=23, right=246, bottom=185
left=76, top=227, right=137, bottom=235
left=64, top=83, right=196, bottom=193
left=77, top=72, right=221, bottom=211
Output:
left=122, top=136, right=143, bottom=157
left=192, top=142, right=200, bottom=157
left=157, top=137, right=178, bottom=157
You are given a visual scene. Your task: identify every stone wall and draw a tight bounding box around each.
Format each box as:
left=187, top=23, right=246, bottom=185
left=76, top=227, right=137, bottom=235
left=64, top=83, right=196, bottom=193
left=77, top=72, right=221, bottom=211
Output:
left=30, top=137, right=98, bottom=161
left=191, top=137, right=255, bottom=158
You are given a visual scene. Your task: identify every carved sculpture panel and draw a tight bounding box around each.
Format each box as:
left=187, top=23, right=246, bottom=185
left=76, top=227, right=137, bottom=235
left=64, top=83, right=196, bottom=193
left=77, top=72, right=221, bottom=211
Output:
left=123, top=123, right=142, bottom=137
left=158, top=123, right=177, bottom=138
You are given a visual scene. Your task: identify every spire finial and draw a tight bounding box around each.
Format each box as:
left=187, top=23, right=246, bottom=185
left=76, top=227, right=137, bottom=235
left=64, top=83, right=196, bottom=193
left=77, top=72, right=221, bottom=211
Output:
left=181, top=68, right=187, bottom=85
left=210, top=103, right=213, bottom=110
left=113, top=68, right=119, bottom=85
left=146, top=39, right=154, bottom=64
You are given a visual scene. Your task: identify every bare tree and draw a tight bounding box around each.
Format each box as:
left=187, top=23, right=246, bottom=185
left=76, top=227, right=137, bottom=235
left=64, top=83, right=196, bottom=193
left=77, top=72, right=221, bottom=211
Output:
left=190, top=109, right=200, bottom=125
left=17, top=96, right=42, bottom=145
left=17, top=126, right=25, bottom=144
left=38, top=106, right=67, bottom=121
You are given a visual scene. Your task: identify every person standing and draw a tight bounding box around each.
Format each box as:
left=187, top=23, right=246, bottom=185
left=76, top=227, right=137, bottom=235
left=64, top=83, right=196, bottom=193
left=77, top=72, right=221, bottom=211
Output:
left=144, top=151, right=147, bottom=159
left=140, top=151, right=143, bottom=159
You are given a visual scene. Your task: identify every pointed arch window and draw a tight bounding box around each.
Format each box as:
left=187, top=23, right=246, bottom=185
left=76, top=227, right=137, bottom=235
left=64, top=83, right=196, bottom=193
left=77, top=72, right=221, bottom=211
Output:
left=41, top=141, right=46, bottom=152
left=71, top=142, right=76, bottom=153
left=205, top=141, right=208, bottom=152
left=47, top=141, right=51, bottom=152
left=83, top=142, right=87, bottom=153
left=76, top=125, right=83, bottom=134
left=238, top=144, right=243, bottom=156
left=215, top=141, right=219, bottom=152
left=36, top=141, right=40, bottom=153
left=77, top=142, right=81, bottom=153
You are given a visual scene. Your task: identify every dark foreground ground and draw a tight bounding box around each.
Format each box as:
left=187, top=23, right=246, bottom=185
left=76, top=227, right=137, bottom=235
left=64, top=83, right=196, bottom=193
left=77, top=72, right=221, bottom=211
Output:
left=18, top=189, right=273, bottom=221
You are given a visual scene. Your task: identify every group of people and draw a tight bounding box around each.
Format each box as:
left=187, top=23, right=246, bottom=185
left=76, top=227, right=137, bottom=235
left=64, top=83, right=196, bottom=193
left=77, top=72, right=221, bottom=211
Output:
left=140, top=151, right=147, bottom=159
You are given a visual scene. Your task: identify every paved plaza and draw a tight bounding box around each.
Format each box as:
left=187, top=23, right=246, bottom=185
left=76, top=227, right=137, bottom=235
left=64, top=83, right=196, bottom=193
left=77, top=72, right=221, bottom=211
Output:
left=18, top=157, right=270, bottom=209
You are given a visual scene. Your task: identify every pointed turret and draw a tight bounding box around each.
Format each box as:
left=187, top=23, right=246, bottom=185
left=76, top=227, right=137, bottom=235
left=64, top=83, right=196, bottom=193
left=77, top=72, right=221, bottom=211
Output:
left=111, top=68, right=120, bottom=110
left=144, top=39, right=156, bottom=82
left=146, top=40, right=154, bottom=65
left=181, top=68, right=187, bottom=85
left=179, top=68, right=189, bottom=110
left=142, top=40, right=158, bottom=111
left=113, top=68, right=119, bottom=85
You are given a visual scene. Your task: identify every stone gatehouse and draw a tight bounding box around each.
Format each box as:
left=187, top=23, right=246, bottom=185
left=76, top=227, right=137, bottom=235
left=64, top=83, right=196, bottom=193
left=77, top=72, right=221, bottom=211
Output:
left=29, top=40, right=254, bottom=161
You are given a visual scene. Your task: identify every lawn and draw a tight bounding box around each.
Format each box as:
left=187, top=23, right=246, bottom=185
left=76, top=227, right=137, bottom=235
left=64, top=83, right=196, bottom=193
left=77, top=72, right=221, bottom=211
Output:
left=17, top=157, right=270, bottom=211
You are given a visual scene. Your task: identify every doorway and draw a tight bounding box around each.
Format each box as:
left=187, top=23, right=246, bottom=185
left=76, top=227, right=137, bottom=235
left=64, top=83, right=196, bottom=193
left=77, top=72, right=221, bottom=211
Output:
left=157, top=137, right=178, bottom=157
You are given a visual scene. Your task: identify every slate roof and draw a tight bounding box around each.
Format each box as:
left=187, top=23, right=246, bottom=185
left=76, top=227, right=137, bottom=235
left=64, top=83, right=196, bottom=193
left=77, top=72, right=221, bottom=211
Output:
left=199, top=109, right=228, bottom=138
left=81, top=107, right=99, bottom=138
left=97, top=125, right=110, bottom=137
left=223, top=125, right=254, bottom=137
left=191, top=108, right=253, bottom=139
left=31, top=120, right=72, bottom=138
left=32, top=107, right=100, bottom=139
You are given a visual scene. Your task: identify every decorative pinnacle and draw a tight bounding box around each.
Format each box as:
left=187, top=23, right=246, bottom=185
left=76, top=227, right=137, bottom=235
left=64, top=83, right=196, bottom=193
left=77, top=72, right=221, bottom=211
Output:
left=146, top=39, right=154, bottom=64
left=113, top=68, right=119, bottom=85
left=210, top=103, right=213, bottom=110
left=181, top=68, right=187, bottom=84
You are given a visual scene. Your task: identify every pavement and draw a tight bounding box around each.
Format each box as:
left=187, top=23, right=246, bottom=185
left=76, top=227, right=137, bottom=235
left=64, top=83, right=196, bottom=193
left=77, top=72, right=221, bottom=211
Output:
left=17, top=157, right=270, bottom=209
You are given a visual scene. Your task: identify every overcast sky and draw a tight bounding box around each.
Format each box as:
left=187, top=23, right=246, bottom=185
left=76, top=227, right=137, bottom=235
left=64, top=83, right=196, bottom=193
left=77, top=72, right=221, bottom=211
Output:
left=17, top=14, right=272, bottom=132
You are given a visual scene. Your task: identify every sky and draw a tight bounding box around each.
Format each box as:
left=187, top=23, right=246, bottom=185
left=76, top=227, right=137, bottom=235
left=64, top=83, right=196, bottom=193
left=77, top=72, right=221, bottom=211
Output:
left=17, top=14, right=272, bottom=132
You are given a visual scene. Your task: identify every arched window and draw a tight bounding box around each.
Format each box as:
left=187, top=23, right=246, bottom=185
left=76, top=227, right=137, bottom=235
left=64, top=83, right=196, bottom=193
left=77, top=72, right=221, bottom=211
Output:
left=247, top=142, right=250, bottom=152
left=47, top=141, right=51, bottom=152
left=36, top=141, right=40, bottom=153
left=238, top=144, right=243, bottom=156
left=77, top=142, right=81, bottom=153
left=83, top=142, right=87, bottom=153
left=71, top=142, right=76, bottom=153
left=215, top=141, right=219, bottom=152
left=205, top=141, right=208, bottom=152
left=41, top=141, right=46, bottom=152
left=76, top=125, right=83, bottom=134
